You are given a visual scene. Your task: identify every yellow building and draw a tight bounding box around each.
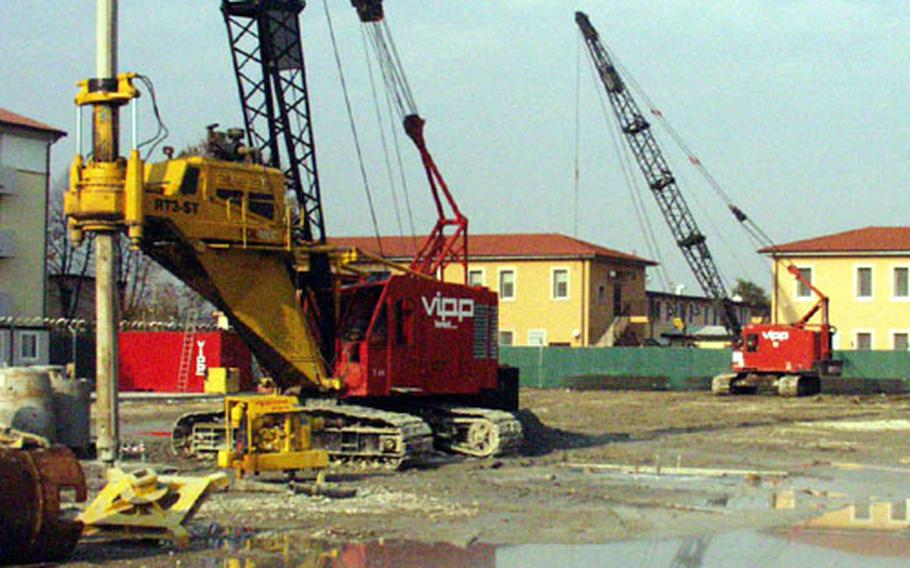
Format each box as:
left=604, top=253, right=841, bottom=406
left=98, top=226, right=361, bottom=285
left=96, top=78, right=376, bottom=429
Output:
left=762, top=226, right=910, bottom=351
left=332, top=233, right=655, bottom=347
left=0, top=109, right=66, bottom=317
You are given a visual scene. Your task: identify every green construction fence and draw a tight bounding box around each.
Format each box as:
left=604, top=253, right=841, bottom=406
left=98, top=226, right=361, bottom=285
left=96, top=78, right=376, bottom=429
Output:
left=499, top=347, right=910, bottom=393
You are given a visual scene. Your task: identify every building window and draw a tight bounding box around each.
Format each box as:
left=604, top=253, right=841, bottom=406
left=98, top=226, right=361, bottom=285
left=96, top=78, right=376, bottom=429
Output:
left=894, top=333, right=909, bottom=352
left=796, top=267, right=813, bottom=299
left=598, top=285, right=607, bottom=304
left=856, top=267, right=873, bottom=299
left=894, top=267, right=909, bottom=299
left=498, top=270, right=515, bottom=300
left=498, top=330, right=514, bottom=347
left=649, top=300, right=661, bottom=320
left=855, top=332, right=873, bottom=351
left=19, top=332, right=38, bottom=361
left=527, top=329, right=547, bottom=346
left=853, top=502, right=872, bottom=521
left=552, top=269, right=569, bottom=300
left=468, top=269, right=484, bottom=287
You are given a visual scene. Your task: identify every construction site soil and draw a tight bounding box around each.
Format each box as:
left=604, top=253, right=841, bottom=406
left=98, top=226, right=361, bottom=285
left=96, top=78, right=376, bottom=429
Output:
left=70, top=389, right=910, bottom=565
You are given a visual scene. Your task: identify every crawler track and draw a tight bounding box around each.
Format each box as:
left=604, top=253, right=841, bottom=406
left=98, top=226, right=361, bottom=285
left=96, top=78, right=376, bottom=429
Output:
left=424, top=406, right=523, bottom=458
left=301, top=402, right=434, bottom=469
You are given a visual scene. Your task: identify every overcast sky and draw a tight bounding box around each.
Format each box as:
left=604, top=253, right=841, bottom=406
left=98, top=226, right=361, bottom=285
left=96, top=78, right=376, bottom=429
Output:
left=2, top=1, right=907, bottom=294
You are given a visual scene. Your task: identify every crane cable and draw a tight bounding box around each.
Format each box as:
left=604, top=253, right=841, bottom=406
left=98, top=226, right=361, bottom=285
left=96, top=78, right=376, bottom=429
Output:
left=322, top=0, right=384, bottom=255
left=583, top=47, right=673, bottom=292
left=364, top=20, right=418, bottom=118
left=134, top=74, right=169, bottom=160
left=383, top=84, right=420, bottom=254
left=612, top=53, right=778, bottom=255
left=573, top=32, right=581, bottom=238
left=360, top=18, right=429, bottom=255
left=603, top=45, right=774, bottom=284
left=359, top=25, right=406, bottom=240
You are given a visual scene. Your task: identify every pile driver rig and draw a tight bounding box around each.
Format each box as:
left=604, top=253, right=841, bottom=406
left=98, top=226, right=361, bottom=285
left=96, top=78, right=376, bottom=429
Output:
left=67, top=0, right=521, bottom=469
left=575, top=12, right=839, bottom=396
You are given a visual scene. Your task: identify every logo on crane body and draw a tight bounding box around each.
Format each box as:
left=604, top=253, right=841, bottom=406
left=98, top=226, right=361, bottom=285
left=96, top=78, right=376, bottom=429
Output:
left=422, top=293, right=474, bottom=329
left=762, top=330, right=790, bottom=348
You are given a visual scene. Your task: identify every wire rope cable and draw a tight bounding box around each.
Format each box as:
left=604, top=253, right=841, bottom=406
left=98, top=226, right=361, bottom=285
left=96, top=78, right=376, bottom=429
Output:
left=584, top=54, right=672, bottom=291
left=322, top=0, right=384, bottom=254
left=360, top=25, right=406, bottom=239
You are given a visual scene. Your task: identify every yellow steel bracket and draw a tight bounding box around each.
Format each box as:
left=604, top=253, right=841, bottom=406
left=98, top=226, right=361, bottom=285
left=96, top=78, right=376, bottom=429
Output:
left=74, top=72, right=140, bottom=107
left=79, top=468, right=229, bottom=547
left=67, top=72, right=145, bottom=244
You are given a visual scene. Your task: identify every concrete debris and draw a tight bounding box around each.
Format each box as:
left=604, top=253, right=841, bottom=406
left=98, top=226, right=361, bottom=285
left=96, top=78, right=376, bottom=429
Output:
left=562, top=462, right=789, bottom=478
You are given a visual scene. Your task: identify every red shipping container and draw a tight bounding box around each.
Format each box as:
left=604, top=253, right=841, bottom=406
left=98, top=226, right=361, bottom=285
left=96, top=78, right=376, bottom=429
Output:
left=118, top=331, right=253, bottom=393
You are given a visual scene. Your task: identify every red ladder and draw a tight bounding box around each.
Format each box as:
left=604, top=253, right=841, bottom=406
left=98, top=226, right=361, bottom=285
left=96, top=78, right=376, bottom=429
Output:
left=175, top=310, right=199, bottom=392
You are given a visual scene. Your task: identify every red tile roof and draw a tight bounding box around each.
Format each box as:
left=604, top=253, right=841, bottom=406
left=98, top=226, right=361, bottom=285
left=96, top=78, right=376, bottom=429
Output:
left=0, top=108, right=66, bottom=139
left=330, top=233, right=656, bottom=265
left=760, top=227, right=910, bottom=254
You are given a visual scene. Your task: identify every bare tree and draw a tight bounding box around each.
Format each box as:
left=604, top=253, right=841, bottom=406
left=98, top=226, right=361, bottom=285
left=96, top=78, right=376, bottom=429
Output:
left=114, top=235, right=153, bottom=319
left=46, top=176, right=94, bottom=319
left=47, top=175, right=154, bottom=321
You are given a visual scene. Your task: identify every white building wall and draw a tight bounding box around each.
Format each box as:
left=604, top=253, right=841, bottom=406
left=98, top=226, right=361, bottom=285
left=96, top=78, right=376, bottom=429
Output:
left=0, top=128, right=55, bottom=318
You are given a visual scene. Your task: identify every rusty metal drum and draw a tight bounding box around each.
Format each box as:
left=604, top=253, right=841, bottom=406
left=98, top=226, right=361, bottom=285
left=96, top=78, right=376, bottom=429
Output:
left=0, top=446, right=87, bottom=564
left=0, top=367, right=56, bottom=441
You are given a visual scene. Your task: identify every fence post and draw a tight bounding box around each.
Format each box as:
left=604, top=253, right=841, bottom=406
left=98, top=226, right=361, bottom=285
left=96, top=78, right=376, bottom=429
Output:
left=538, top=346, right=544, bottom=388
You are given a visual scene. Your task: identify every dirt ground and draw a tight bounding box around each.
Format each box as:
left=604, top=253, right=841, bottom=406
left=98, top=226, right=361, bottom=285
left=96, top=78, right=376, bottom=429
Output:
left=69, top=389, right=910, bottom=564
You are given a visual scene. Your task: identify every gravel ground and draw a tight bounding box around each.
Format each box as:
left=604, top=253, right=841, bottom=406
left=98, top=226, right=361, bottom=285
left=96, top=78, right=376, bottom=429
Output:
left=67, top=390, right=910, bottom=565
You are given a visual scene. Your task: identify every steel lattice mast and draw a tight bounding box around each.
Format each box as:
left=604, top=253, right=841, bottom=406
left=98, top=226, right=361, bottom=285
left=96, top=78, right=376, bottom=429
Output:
left=575, top=11, right=741, bottom=335
left=221, top=0, right=335, bottom=362
left=222, top=0, right=325, bottom=244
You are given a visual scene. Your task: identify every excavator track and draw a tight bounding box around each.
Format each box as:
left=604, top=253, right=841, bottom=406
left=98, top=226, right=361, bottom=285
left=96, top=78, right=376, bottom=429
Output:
left=172, top=404, right=433, bottom=470
left=711, top=372, right=821, bottom=397
left=423, top=406, right=523, bottom=458
left=301, top=402, right=434, bottom=470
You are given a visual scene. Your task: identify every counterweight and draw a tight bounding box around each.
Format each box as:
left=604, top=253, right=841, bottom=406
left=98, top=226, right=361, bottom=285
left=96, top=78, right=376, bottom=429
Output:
left=575, top=11, right=741, bottom=335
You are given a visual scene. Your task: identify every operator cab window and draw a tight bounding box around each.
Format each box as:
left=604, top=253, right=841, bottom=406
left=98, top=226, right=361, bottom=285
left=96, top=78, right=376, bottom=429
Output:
left=745, top=333, right=759, bottom=352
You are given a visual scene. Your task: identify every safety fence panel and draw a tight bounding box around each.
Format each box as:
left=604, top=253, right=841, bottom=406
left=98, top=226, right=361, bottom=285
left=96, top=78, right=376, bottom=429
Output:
left=500, top=347, right=910, bottom=392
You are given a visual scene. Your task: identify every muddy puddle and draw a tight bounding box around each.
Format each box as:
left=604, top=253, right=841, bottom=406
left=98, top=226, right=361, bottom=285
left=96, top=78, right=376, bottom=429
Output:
left=75, top=499, right=910, bottom=568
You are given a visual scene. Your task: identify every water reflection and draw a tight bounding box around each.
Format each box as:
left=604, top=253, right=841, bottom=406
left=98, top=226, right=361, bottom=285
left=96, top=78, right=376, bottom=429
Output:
left=219, top=534, right=495, bottom=568
left=214, top=499, right=910, bottom=568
